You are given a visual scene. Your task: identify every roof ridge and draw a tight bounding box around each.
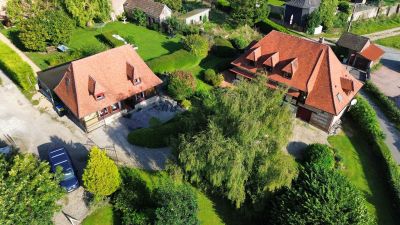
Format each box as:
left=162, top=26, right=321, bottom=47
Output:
left=326, top=48, right=338, bottom=114
left=69, top=63, right=81, bottom=117
left=306, top=48, right=324, bottom=93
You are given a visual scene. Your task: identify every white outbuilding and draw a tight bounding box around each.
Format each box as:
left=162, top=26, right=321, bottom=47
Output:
left=181, top=8, right=210, bottom=25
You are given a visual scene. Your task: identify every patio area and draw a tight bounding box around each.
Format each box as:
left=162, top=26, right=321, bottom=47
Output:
left=124, top=96, right=184, bottom=130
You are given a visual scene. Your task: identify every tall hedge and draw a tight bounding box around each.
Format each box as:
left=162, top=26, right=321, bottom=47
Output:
left=349, top=95, right=400, bottom=211
left=364, top=81, right=400, bottom=130
left=0, top=41, right=36, bottom=92
left=212, top=37, right=237, bottom=57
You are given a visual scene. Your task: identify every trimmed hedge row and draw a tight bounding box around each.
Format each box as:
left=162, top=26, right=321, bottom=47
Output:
left=0, top=41, right=36, bottom=91
left=212, top=37, right=237, bottom=57
left=127, top=120, right=182, bottom=148
left=364, top=81, right=400, bottom=130
left=255, top=19, right=290, bottom=34
left=349, top=95, right=400, bottom=211
left=146, top=50, right=200, bottom=74
left=98, top=30, right=125, bottom=48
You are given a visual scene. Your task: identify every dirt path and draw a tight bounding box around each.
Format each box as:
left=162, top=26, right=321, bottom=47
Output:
left=0, top=32, right=41, bottom=72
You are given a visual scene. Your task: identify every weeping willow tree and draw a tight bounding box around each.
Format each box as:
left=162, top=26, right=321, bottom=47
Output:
left=176, top=77, right=298, bottom=208
left=63, top=0, right=111, bottom=27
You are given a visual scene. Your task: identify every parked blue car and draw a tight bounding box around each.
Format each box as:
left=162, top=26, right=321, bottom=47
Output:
left=48, top=148, right=79, bottom=192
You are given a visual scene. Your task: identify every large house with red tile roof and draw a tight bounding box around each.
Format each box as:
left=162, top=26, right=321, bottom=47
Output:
left=337, top=32, right=384, bottom=72
left=230, top=31, right=363, bottom=132
left=38, top=45, right=162, bottom=132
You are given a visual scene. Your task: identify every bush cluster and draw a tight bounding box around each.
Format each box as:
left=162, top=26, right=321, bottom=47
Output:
left=168, top=70, right=196, bottom=100
left=364, top=81, right=400, bottom=130
left=183, top=34, right=209, bottom=58
left=230, top=36, right=248, bottom=50
left=113, top=168, right=199, bottom=225
left=303, top=144, right=335, bottom=170
left=349, top=95, right=400, bottom=211
left=212, top=37, right=237, bottom=57
left=147, top=50, right=200, bottom=74
left=0, top=41, right=36, bottom=92
left=181, top=99, right=192, bottom=110
left=203, top=69, right=224, bottom=86
left=98, top=30, right=125, bottom=48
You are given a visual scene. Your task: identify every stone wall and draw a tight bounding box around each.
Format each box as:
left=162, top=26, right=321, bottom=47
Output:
left=352, top=3, right=400, bottom=21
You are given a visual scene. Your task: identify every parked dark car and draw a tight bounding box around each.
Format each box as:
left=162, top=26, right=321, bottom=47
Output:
left=48, top=148, right=79, bottom=192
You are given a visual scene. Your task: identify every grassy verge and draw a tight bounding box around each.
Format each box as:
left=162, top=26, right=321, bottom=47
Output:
left=268, top=0, right=285, bottom=6
left=3, top=22, right=182, bottom=70
left=376, top=35, right=400, bottom=49
left=0, top=40, right=36, bottom=93
left=328, top=121, right=399, bottom=224
left=82, top=204, right=120, bottom=225
left=351, top=15, right=400, bottom=35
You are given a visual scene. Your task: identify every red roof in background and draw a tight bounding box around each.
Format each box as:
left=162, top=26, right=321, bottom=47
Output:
left=54, top=45, right=162, bottom=118
left=359, top=43, right=384, bottom=61
left=231, top=31, right=363, bottom=115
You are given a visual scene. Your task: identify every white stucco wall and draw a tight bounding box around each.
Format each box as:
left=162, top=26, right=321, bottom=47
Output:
left=159, top=5, right=172, bottom=22
left=184, top=9, right=210, bottom=25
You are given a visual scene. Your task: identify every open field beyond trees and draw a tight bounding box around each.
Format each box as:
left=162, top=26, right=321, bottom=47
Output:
left=351, top=15, right=400, bottom=35
left=376, top=35, right=400, bottom=49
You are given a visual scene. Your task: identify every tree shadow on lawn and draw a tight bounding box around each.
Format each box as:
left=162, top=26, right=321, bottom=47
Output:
left=341, top=120, right=400, bottom=225
left=204, top=192, right=248, bottom=225
left=161, top=41, right=183, bottom=54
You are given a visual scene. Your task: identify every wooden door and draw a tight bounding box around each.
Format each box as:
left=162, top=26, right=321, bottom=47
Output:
left=296, top=107, right=312, bottom=122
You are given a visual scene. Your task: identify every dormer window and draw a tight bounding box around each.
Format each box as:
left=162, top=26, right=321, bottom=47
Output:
left=134, top=77, right=141, bottom=85
left=282, top=72, right=292, bottom=78
left=96, top=93, right=105, bottom=101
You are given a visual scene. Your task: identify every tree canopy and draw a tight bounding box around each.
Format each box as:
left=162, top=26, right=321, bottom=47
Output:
left=0, top=153, right=64, bottom=225
left=167, top=71, right=196, bottom=101
left=319, top=0, right=339, bottom=29
left=303, top=143, right=335, bottom=170
left=156, top=0, right=182, bottom=11
left=82, top=146, right=121, bottom=199
left=176, top=77, right=297, bottom=208
left=230, top=0, right=269, bottom=26
left=61, top=0, right=111, bottom=27
left=269, top=166, right=372, bottom=225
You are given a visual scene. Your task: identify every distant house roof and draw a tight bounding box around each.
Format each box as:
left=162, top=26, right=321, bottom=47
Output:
left=180, top=8, right=210, bottom=19
left=286, top=0, right=321, bottom=8
left=337, top=32, right=384, bottom=61
left=51, top=45, right=162, bottom=118
left=359, top=43, right=384, bottom=61
left=337, top=32, right=370, bottom=52
left=231, top=31, right=363, bottom=115
left=124, top=0, right=168, bottom=18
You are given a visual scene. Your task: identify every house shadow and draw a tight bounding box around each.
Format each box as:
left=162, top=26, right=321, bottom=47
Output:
left=37, top=136, right=89, bottom=181
left=380, top=58, right=400, bottom=72
left=286, top=141, right=308, bottom=159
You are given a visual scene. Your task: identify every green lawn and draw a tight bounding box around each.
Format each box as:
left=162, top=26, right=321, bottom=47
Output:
left=268, top=0, right=285, bottom=6
left=376, top=35, right=400, bottom=49
left=351, top=15, right=400, bottom=35
left=328, top=122, right=399, bottom=225
left=82, top=204, right=120, bottom=225
left=3, top=22, right=182, bottom=70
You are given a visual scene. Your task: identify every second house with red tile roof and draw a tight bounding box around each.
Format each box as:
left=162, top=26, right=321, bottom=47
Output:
left=230, top=31, right=363, bottom=132
left=37, top=45, right=162, bottom=132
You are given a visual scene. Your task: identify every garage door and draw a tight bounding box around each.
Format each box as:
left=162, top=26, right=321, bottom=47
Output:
left=296, top=107, right=312, bottom=122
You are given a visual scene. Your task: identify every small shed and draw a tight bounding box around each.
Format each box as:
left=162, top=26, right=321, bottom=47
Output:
left=181, top=8, right=210, bottom=25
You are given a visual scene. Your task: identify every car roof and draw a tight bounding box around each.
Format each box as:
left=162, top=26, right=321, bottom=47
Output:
left=48, top=148, right=73, bottom=172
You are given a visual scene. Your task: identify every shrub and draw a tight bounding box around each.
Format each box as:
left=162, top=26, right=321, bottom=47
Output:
left=231, top=36, right=249, bottom=50
left=348, top=95, right=385, bottom=140
left=212, top=37, right=237, bottom=57
left=204, top=69, right=224, bottom=86
left=338, top=1, right=351, bottom=14
left=147, top=50, right=200, bottom=74
left=0, top=41, right=36, bottom=92
left=303, top=144, right=335, bottom=170
left=183, top=34, right=209, bottom=58
left=168, top=71, right=196, bottom=100
left=130, top=8, right=147, bottom=26
left=306, top=10, right=322, bottom=34
left=256, top=19, right=290, bottom=34
left=364, top=81, right=400, bottom=130
left=127, top=120, right=182, bottom=148
left=82, top=146, right=121, bottom=199
left=98, top=30, right=125, bottom=48
left=181, top=99, right=191, bottom=110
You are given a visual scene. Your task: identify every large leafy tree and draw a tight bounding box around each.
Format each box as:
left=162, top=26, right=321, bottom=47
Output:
left=183, top=34, right=209, bottom=58
left=82, top=146, right=121, bottom=199
left=18, top=10, right=75, bottom=51
left=167, top=71, right=196, bottom=101
left=269, top=166, right=372, bottom=225
left=230, top=0, right=269, bottom=26
left=319, top=0, right=339, bottom=29
left=0, top=153, right=64, bottom=225
left=63, top=0, right=111, bottom=27
left=156, top=0, right=182, bottom=11
left=6, top=0, right=61, bottom=24
left=177, top=77, right=298, bottom=208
